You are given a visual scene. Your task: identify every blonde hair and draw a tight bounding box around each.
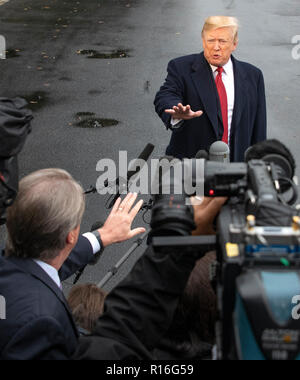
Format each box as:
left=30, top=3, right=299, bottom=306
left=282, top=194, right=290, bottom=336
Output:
left=202, top=16, right=239, bottom=42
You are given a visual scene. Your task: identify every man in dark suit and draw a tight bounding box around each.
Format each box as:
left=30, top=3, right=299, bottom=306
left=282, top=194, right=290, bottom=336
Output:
left=0, top=168, right=145, bottom=360
left=0, top=237, right=94, bottom=360
left=154, top=16, right=267, bottom=162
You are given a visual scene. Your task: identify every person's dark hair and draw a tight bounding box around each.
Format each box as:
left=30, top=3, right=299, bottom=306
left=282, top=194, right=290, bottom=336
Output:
left=68, top=284, right=107, bottom=333
left=158, top=251, right=217, bottom=358
left=5, top=168, right=85, bottom=261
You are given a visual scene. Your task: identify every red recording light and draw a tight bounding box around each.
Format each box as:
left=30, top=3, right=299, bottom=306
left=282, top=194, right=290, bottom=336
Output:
left=209, top=189, right=215, bottom=196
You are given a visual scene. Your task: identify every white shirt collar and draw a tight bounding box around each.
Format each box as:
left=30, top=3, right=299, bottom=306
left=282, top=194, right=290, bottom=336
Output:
left=34, top=259, right=61, bottom=289
left=210, top=57, right=233, bottom=75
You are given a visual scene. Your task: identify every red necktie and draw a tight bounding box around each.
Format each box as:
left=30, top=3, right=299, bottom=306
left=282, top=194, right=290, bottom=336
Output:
left=215, top=67, right=228, bottom=144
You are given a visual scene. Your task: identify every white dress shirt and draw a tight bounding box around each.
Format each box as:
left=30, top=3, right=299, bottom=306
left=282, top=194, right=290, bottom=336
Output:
left=210, top=58, right=235, bottom=142
left=34, top=233, right=101, bottom=290
left=82, top=232, right=101, bottom=254
left=34, top=259, right=62, bottom=289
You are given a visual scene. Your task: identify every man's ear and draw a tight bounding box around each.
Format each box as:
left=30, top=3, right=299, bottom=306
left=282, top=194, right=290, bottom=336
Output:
left=233, top=39, right=239, bottom=51
left=66, top=226, right=80, bottom=246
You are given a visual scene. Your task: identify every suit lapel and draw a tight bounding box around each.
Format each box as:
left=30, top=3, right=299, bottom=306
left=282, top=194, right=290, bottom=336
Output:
left=7, top=257, right=79, bottom=337
left=191, top=53, right=220, bottom=138
left=231, top=56, right=247, bottom=141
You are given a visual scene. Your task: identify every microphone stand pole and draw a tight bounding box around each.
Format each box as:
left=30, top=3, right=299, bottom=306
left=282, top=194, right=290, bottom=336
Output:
left=97, top=230, right=150, bottom=289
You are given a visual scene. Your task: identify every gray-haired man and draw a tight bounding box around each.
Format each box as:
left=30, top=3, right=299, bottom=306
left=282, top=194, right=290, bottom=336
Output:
left=0, top=168, right=145, bottom=360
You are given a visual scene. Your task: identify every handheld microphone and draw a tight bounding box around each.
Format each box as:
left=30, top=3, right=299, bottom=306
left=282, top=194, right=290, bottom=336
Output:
left=107, top=143, right=155, bottom=208
left=209, top=141, right=230, bottom=163
left=104, top=143, right=155, bottom=188
left=126, top=143, right=155, bottom=181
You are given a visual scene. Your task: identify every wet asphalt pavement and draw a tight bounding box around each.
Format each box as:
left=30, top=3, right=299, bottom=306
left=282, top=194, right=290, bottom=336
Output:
left=0, top=0, right=300, bottom=292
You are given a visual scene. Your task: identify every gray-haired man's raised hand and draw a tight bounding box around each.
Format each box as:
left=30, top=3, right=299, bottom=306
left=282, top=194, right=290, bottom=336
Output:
left=98, top=193, right=146, bottom=247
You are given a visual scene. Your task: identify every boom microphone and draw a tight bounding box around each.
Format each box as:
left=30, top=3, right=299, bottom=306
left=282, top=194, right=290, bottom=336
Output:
left=126, top=143, right=155, bottom=180
left=107, top=143, right=155, bottom=208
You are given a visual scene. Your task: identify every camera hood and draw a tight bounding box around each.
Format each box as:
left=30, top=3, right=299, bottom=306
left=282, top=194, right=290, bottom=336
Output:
left=0, top=97, right=33, bottom=222
left=244, top=139, right=296, bottom=180
left=0, top=97, right=33, bottom=158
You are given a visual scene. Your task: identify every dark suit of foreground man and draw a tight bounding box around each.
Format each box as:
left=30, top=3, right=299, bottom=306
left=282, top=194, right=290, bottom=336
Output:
left=0, top=237, right=94, bottom=360
left=0, top=169, right=145, bottom=360
left=154, top=16, right=267, bottom=162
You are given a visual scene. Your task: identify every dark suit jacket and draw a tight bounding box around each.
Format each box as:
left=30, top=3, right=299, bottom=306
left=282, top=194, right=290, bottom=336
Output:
left=0, top=236, right=94, bottom=360
left=154, top=52, right=267, bottom=162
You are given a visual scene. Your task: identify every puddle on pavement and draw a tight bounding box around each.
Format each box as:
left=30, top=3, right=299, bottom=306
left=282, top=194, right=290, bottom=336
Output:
left=59, top=76, right=72, bottom=81
left=88, top=90, right=102, bottom=95
left=75, top=118, right=119, bottom=129
left=74, top=113, right=119, bottom=129
left=21, top=92, right=49, bottom=110
left=77, top=49, right=130, bottom=59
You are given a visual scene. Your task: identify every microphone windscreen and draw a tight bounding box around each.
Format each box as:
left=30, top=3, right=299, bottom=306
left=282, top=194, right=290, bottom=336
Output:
left=137, top=143, right=155, bottom=162
left=209, top=141, right=230, bottom=163
left=195, top=150, right=209, bottom=160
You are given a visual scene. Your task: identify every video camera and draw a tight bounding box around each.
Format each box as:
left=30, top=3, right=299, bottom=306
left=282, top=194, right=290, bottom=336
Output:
left=150, top=140, right=300, bottom=360
left=0, top=98, right=32, bottom=224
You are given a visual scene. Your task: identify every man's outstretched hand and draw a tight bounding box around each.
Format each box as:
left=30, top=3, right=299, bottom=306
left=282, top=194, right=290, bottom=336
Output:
left=98, top=193, right=146, bottom=248
left=165, top=103, right=203, bottom=121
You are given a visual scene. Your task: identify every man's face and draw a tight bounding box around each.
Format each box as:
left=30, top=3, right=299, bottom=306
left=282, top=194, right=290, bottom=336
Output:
left=202, top=27, right=238, bottom=67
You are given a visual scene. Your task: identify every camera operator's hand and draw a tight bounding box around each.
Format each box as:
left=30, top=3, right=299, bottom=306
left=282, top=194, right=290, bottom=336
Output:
left=191, top=197, right=227, bottom=236
left=98, top=193, right=146, bottom=247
